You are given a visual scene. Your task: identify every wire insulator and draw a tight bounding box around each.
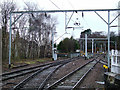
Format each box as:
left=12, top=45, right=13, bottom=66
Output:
left=45, top=13, right=47, bottom=17
left=75, top=11, right=77, bottom=13
left=82, top=12, right=84, bottom=18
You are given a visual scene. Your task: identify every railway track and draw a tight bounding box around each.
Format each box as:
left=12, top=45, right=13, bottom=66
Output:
left=99, top=60, right=107, bottom=65
left=1, top=62, right=53, bottom=81
left=1, top=57, right=78, bottom=82
left=13, top=64, right=62, bottom=90
left=46, top=59, right=99, bottom=90
left=2, top=56, right=103, bottom=89
left=13, top=57, right=81, bottom=90
left=2, top=57, right=81, bottom=89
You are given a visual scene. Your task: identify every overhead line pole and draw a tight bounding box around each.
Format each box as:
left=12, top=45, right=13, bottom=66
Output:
left=108, top=11, right=110, bottom=69
left=79, top=38, right=108, bottom=55
left=95, top=41, right=117, bottom=50
left=85, top=34, right=87, bottom=59
left=92, top=39, right=94, bottom=54
left=9, top=13, right=12, bottom=68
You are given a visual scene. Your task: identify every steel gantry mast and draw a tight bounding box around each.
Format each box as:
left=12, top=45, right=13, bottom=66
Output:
left=9, top=9, right=120, bottom=69
left=79, top=38, right=108, bottom=56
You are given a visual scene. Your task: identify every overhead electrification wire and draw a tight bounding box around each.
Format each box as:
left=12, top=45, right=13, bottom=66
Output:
left=67, top=0, right=91, bottom=29
left=66, top=0, right=85, bottom=28
left=49, top=0, right=77, bottom=25
left=49, top=0, right=61, bottom=10
left=54, top=32, right=70, bottom=43
left=49, top=0, right=83, bottom=42
left=67, top=0, right=75, bottom=9
left=77, top=12, right=91, bottom=29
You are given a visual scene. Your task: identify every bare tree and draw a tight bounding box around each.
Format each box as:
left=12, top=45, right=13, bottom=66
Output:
left=0, top=1, right=16, bottom=60
left=0, top=1, right=58, bottom=61
left=23, top=2, right=57, bottom=58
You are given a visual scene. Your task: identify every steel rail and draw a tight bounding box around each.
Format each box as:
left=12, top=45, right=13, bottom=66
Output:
left=12, top=64, right=28, bottom=69
left=1, top=58, right=71, bottom=88
left=13, top=57, right=81, bottom=89
left=13, top=65, right=52, bottom=89
left=38, top=64, right=63, bottom=90
left=99, top=59, right=108, bottom=65
left=2, top=67, right=45, bottom=81
left=39, top=57, right=84, bottom=90
left=2, top=62, right=52, bottom=76
left=39, top=57, right=80, bottom=89
left=72, top=60, right=98, bottom=89
left=46, top=59, right=95, bottom=90
left=1, top=57, right=75, bottom=81
left=2, top=58, right=74, bottom=76
left=1, top=63, right=53, bottom=81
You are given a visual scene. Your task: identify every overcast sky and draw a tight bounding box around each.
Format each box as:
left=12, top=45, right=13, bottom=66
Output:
left=1, top=0, right=120, bottom=43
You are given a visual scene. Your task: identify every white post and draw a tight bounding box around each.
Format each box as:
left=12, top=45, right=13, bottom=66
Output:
left=111, top=50, right=114, bottom=64
left=111, top=50, right=114, bottom=73
left=111, top=50, right=120, bottom=74
left=83, top=41, right=84, bottom=52
left=95, top=43, right=96, bottom=53
left=105, top=43, right=106, bottom=52
left=101, top=44, right=102, bottom=52
left=108, top=11, right=110, bottom=68
left=85, top=34, right=87, bottom=58
left=52, top=29, right=54, bottom=60
left=115, top=42, right=117, bottom=50
left=115, top=50, right=118, bottom=64
left=9, top=13, right=12, bottom=68
left=92, top=39, right=94, bottom=54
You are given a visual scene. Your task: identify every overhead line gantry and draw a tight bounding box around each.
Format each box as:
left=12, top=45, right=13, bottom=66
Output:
left=9, top=8, right=120, bottom=69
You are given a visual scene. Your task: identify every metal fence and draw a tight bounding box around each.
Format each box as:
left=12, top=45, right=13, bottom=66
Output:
left=111, top=50, right=120, bottom=74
